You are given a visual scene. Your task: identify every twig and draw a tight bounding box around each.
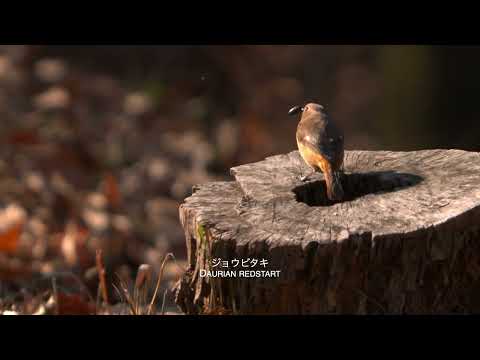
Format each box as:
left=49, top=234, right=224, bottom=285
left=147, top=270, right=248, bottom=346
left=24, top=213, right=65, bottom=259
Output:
left=148, top=252, right=174, bottom=315
left=96, top=249, right=109, bottom=305
left=96, top=282, right=102, bottom=314
left=47, top=271, right=94, bottom=303
left=51, top=277, right=59, bottom=315
left=134, top=264, right=152, bottom=315
left=115, top=274, right=136, bottom=315
left=112, top=282, right=123, bottom=302
left=160, top=288, right=168, bottom=315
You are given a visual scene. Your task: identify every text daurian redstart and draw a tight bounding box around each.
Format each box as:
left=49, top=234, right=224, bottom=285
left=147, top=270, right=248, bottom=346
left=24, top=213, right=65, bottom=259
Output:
left=288, top=103, right=345, bottom=201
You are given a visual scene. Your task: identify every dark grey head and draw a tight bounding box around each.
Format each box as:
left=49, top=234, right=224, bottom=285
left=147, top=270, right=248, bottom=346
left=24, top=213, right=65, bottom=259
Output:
left=288, top=103, right=325, bottom=117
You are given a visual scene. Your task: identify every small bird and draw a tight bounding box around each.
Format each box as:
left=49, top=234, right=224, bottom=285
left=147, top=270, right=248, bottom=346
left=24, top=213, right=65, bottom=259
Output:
left=288, top=103, right=345, bottom=201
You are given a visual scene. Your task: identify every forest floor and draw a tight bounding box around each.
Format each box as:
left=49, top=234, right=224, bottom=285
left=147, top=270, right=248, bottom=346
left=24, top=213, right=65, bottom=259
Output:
left=0, top=46, right=231, bottom=315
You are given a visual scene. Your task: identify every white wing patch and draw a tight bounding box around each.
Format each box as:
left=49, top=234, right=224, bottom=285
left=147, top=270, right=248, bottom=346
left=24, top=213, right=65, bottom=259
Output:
left=305, top=135, right=314, bottom=143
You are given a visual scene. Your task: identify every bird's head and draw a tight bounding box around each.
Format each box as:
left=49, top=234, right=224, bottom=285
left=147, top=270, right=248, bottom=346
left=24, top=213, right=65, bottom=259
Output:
left=288, top=103, right=325, bottom=117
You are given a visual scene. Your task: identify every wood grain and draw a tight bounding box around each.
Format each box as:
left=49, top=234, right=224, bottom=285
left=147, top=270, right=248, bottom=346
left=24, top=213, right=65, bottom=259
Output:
left=175, top=149, right=480, bottom=314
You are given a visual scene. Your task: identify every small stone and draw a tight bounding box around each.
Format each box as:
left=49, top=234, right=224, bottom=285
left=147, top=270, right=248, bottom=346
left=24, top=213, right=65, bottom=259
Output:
left=34, top=59, right=67, bottom=83
left=34, top=87, right=70, bottom=110
left=124, top=93, right=152, bottom=115
left=112, top=215, right=132, bottom=233
left=24, top=172, right=46, bottom=193
left=86, top=192, right=108, bottom=209
left=82, top=209, right=109, bottom=232
left=0, top=204, right=27, bottom=232
left=2, top=310, right=19, bottom=315
left=147, top=158, right=169, bottom=181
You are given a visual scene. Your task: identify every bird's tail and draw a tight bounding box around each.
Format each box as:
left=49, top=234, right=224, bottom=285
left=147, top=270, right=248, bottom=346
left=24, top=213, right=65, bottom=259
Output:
left=324, top=166, right=344, bottom=201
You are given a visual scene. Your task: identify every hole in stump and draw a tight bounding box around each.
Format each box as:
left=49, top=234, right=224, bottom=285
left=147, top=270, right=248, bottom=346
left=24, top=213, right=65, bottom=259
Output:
left=293, top=171, right=423, bottom=207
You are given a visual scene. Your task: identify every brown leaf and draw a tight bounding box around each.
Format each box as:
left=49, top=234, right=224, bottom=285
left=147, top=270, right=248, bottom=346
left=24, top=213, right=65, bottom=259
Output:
left=0, top=223, right=23, bottom=254
left=7, top=130, right=42, bottom=145
left=0, top=256, right=32, bottom=281
left=61, top=222, right=90, bottom=267
left=103, top=173, right=121, bottom=208
left=55, top=293, right=96, bottom=315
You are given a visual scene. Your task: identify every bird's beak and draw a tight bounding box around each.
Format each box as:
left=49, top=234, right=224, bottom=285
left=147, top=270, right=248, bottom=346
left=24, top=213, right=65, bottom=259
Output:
left=288, top=105, right=303, bottom=116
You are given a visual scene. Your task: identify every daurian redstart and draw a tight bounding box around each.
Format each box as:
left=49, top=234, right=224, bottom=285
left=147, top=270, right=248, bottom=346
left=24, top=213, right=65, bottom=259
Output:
left=288, top=103, right=344, bottom=201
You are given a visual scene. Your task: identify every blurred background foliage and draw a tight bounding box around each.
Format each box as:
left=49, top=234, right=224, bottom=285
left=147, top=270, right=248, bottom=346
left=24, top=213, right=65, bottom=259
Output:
left=0, top=45, right=478, bottom=314
left=30, top=45, right=480, bottom=154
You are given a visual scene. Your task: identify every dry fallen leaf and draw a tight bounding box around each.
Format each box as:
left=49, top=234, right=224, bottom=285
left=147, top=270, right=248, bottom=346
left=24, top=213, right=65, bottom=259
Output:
left=60, top=223, right=90, bottom=268
left=0, top=254, right=32, bottom=281
left=50, top=293, right=96, bottom=315
left=0, top=223, right=23, bottom=254
left=1, top=310, right=19, bottom=315
left=103, top=173, right=121, bottom=208
left=34, top=58, right=67, bottom=83
left=34, top=86, right=70, bottom=110
left=7, top=130, right=42, bottom=145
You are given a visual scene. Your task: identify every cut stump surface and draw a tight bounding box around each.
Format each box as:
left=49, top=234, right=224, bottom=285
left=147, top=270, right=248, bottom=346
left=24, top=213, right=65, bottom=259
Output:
left=175, top=149, right=480, bottom=314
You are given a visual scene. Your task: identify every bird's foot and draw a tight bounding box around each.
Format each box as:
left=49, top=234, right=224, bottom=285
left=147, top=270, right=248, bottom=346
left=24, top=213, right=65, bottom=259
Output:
left=300, top=171, right=315, bottom=182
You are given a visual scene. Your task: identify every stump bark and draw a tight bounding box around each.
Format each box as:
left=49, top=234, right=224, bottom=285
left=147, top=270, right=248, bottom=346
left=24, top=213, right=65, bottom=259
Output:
left=174, top=149, right=480, bottom=314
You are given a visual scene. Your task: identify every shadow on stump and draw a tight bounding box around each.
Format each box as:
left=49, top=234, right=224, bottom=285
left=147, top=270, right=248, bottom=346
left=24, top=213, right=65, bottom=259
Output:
left=293, top=171, right=424, bottom=207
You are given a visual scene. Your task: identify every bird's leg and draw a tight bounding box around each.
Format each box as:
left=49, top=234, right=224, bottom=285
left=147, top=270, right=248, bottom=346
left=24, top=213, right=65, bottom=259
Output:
left=300, top=166, right=316, bottom=182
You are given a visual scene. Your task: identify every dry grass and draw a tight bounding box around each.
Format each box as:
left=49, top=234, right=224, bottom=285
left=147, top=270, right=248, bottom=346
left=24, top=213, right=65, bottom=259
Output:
left=111, top=253, right=178, bottom=315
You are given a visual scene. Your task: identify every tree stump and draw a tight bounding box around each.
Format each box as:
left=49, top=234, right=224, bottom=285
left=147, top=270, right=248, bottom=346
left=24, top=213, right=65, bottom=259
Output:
left=174, top=149, right=480, bottom=314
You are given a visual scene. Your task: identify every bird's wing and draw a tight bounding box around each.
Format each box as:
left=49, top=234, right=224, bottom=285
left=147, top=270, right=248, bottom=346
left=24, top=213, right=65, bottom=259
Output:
left=298, top=116, right=344, bottom=165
